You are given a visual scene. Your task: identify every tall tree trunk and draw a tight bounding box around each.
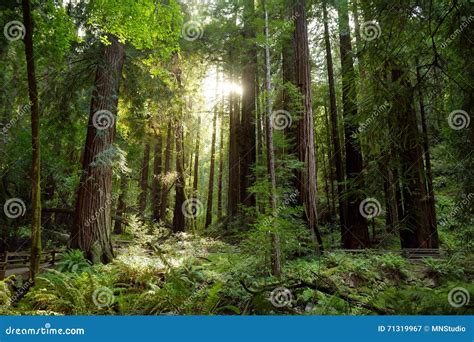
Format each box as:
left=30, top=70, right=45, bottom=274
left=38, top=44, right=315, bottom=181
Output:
left=322, top=104, right=334, bottom=219
left=293, top=0, right=323, bottom=250
left=151, top=136, right=163, bottom=221
left=390, top=67, right=436, bottom=249
left=416, top=65, right=439, bottom=247
left=217, top=105, right=224, bottom=219
left=192, top=116, right=201, bottom=197
left=240, top=0, right=257, bottom=208
left=172, top=121, right=186, bottom=232
left=337, top=0, right=370, bottom=248
left=159, top=121, right=173, bottom=221
left=205, top=100, right=218, bottom=228
left=114, top=174, right=128, bottom=234
left=22, top=0, right=41, bottom=280
left=323, top=0, right=346, bottom=228
left=228, top=86, right=240, bottom=216
left=138, top=143, right=150, bottom=214
left=71, top=34, right=124, bottom=263
left=263, top=3, right=281, bottom=277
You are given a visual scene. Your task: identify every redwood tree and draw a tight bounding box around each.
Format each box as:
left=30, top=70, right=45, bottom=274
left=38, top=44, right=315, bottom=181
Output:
left=71, top=35, right=125, bottom=263
left=22, top=0, right=41, bottom=280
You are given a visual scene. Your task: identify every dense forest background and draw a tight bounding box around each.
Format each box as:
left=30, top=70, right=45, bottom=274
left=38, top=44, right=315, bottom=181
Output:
left=0, top=0, right=472, bottom=315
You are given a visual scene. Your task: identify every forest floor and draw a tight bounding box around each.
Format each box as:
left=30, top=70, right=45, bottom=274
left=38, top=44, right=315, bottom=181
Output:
left=1, top=226, right=473, bottom=316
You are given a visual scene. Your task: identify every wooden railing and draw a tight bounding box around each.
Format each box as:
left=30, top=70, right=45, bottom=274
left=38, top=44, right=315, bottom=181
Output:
left=0, top=250, right=63, bottom=279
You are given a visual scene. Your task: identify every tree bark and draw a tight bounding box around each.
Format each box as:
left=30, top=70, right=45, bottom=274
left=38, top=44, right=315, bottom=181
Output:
left=159, top=121, right=173, bottom=221
left=151, top=136, right=163, bottom=221
left=228, top=75, right=241, bottom=217
left=337, top=0, right=370, bottom=248
left=416, top=65, right=439, bottom=247
left=323, top=0, right=347, bottom=228
left=264, top=4, right=282, bottom=276
left=390, top=68, right=437, bottom=249
left=217, top=103, right=224, bottom=219
left=71, top=34, right=124, bottom=263
left=172, top=121, right=186, bottom=232
left=114, top=174, right=128, bottom=234
left=192, top=116, right=201, bottom=197
left=138, top=143, right=150, bottom=214
left=293, top=0, right=323, bottom=250
left=22, top=0, right=41, bottom=280
left=239, top=0, right=257, bottom=208
left=205, top=98, right=218, bottom=228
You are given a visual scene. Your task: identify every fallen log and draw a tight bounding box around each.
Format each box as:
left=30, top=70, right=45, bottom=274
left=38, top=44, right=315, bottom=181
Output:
left=240, top=277, right=391, bottom=315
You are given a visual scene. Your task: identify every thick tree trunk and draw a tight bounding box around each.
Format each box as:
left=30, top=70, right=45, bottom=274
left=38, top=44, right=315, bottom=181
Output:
left=390, top=68, right=437, bottom=249
left=239, top=0, right=257, bottom=208
left=114, top=174, right=128, bottom=234
left=263, top=5, right=282, bottom=277
left=159, top=121, right=173, bottom=221
left=22, top=0, right=41, bottom=280
left=416, top=66, right=439, bottom=247
left=205, top=101, right=218, bottom=228
left=151, top=136, right=163, bottom=221
left=323, top=0, right=347, bottom=228
left=71, top=34, right=124, bottom=263
left=337, top=0, right=370, bottom=248
left=293, top=0, right=323, bottom=250
left=138, top=143, right=150, bottom=214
